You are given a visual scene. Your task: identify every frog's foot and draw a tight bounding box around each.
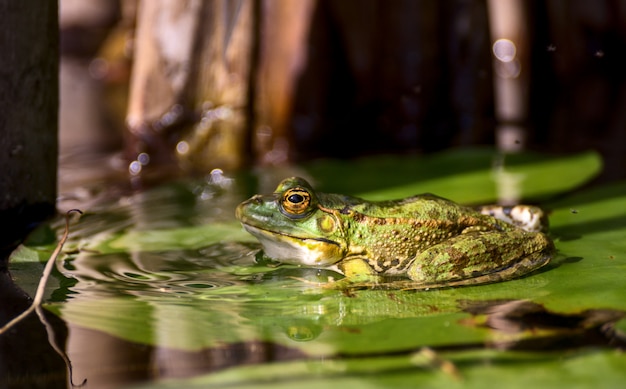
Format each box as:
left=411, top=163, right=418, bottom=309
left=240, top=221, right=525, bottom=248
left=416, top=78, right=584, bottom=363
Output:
left=287, top=271, right=366, bottom=289
left=288, top=275, right=335, bottom=286
left=289, top=274, right=384, bottom=290
left=287, top=275, right=343, bottom=289
left=477, top=205, right=549, bottom=232
left=320, top=278, right=358, bottom=290
left=325, top=275, right=395, bottom=290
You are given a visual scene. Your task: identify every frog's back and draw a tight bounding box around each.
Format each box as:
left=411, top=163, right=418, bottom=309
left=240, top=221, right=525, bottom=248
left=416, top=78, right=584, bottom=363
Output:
left=349, top=193, right=474, bottom=221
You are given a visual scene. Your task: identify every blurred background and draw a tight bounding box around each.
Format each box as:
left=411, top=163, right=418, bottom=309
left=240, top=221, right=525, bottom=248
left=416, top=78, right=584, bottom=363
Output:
left=3, top=2, right=626, bottom=386
left=59, top=0, right=626, bottom=190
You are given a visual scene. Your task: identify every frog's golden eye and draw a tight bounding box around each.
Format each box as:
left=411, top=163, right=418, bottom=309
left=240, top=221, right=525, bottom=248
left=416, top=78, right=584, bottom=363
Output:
left=281, top=188, right=312, bottom=216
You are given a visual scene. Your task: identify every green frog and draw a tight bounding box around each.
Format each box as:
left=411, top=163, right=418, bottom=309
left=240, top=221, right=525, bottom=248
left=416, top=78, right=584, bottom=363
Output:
left=236, top=177, right=554, bottom=288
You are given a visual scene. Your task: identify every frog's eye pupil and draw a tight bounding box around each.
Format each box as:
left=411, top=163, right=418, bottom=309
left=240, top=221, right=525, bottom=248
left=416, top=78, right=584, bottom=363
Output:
left=288, top=194, right=304, bottom=204
left=281, top=188, right=312, bottom=217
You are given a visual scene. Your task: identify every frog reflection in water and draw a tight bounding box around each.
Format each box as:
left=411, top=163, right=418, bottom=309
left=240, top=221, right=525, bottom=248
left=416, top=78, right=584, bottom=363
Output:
left=236, top=177, right=554, bottom=288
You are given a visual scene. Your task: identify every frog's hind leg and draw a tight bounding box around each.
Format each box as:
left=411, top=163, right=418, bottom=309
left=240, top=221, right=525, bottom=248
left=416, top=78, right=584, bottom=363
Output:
left=406, top=230, right=554, bottom=287
left=436, top=249, right=552, bottom=288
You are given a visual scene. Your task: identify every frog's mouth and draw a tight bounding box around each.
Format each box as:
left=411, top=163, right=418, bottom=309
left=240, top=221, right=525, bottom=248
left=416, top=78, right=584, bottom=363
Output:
left=241, top=224, right=344, bottom=267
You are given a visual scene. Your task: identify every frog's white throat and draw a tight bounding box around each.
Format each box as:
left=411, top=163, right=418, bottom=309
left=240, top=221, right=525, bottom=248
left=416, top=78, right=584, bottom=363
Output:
left=242, top=224, right=343, bottom=267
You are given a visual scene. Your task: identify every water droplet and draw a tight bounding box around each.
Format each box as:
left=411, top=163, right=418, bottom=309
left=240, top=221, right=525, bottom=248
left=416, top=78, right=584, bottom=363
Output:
left=176, top=141, right=189, bottom=155
left=129, top=160, right=142, bottom=175
left=137, top=152, right=150, bottom=165
left=493, top=39, right=516, bottom=62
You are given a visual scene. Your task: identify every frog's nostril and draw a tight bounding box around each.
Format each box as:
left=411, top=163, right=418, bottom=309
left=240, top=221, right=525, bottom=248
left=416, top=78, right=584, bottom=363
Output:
left=251, top=195, right=263, bottom=204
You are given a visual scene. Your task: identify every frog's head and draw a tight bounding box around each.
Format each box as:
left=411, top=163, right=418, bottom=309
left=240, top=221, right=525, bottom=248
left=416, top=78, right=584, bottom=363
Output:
left=236, top=177, right=347, bottom=267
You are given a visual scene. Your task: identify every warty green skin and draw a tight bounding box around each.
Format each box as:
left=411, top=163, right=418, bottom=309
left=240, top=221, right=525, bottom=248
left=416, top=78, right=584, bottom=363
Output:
left=235, top=177, right=554, bottom=288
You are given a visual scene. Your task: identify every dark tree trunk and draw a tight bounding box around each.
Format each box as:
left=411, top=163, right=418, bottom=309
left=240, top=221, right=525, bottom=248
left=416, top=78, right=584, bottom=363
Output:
left=0, top=0, right=59, bottom=260
left=0, top=2, right=65, bottom=386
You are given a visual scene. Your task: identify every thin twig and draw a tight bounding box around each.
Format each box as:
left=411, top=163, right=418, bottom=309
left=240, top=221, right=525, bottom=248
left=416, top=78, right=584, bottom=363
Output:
left=0, top=209, right=82, bottom=335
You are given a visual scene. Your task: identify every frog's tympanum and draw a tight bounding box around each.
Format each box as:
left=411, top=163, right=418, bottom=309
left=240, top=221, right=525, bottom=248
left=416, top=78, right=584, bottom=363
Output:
left=236, top=177, right=554, bottom=288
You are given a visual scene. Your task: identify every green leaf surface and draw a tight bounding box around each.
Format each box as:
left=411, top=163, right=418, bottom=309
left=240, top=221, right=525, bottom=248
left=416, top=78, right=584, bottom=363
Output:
left=104, top=223, right=255, bottom=253
left=12, top=149, right=623, bottom=388
left=133, top=349, right=626, bottom=389
left=306, top=149, right=602, bottom=203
